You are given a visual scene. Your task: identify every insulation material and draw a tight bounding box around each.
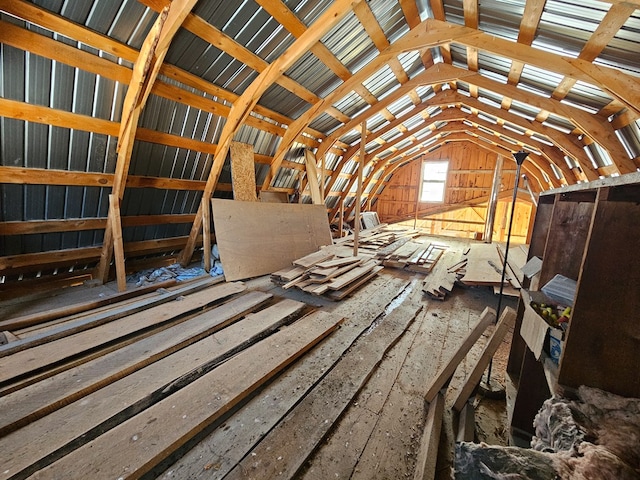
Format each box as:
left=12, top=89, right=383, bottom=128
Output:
left=454, top=386, right=640, bottom=479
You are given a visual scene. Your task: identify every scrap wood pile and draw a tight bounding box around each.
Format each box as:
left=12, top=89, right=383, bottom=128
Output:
left=335, top=224, right=422, bottom=255
left=271, top=246, right=383, bottom=301
left=380, top=240, right=448, bottom=274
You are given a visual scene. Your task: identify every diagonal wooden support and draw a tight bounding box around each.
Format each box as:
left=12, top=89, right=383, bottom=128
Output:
left=424, top=306, right=496, bottom=403
left=94, top=0, right=198, bottom=284
left=452, top=306, right=517, bottom=411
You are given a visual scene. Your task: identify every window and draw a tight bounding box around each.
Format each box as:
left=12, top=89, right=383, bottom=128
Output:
left=420, top=160, right=448, bottom=202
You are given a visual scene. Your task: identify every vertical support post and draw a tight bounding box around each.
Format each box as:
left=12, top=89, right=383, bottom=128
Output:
left=484, top=154, right=503, bottom=243
left=108, top=194, right=126, bottom=292
left=339, top=197, right=344, bottom=238
left=353, top=121, right=366, bottom=257
left=320, top=154, right=326, bottom=203
left=202, top=196, right=211, bottom=273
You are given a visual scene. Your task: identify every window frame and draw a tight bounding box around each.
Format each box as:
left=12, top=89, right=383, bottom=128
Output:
left=419, top=160, right=449, bottom=203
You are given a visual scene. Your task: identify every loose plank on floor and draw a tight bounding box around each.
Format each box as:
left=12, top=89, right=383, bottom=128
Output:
left=159, top=275, right=410, bottom=479
left=0, top=291, right=285, bottom=436
left=0, top=279, right=178, bottom=332
left=0, top=282, right=245, bottom=386
left=28, top=310, right=343, bottom=480
left=223, top=303, right=423, bottom=480
left=0, top=276, right=224, bottom=357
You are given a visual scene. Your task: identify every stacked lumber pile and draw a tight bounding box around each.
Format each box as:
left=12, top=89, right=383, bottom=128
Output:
left=336, top=225, right=421, bottom=255
left=271, top=247, right=382, bottom=301
left=0, top=277, right=345, bottom=479
left=381, top=240, right=448, bottom=274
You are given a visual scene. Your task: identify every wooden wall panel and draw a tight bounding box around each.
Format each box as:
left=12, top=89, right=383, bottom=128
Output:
left=374, top=144, right=531, bottom=240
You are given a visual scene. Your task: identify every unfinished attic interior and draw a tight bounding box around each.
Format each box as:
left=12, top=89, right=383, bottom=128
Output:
left=1, top=0, right=640, bottom=477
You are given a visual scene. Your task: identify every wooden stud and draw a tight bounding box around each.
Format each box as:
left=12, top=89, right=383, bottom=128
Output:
left=202, top=196, right=211, bottom=273
left=108, top=195, right=127, bottom=292
left=354, top=121, right=366, bottom=257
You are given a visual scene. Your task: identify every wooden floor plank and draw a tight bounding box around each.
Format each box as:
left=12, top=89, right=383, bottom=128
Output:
left=0, top=291, right=284, bottom=436
left=223, top=302, right=422, bottom=480
left=0, top=279, right=178, bottom=331
left=0, top=276, right=225, bottom=357
left=424, top=306, right=495, bottom=402
left=159, top=275, right=410, bottom=479
left=299, top=307, right=424, bottom=480
left=27, top=311, right=343, bottom=480
left=0, top=282, right=246, bottom=386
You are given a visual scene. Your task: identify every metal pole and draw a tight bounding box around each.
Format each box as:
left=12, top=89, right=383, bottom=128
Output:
left=486, top=150, right=528, bottom=386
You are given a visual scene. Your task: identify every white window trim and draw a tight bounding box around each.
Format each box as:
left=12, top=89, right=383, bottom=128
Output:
left=420, top=160, right=449, bottom=203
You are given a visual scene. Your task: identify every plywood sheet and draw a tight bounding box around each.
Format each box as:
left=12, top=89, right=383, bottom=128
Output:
left=212, top=199, right=332, bottom=281
left=230, top=142, right=257, bottom=202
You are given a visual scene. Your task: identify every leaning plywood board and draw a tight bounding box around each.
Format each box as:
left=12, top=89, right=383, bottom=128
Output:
left=28, top=311, right=344, bottom=480
left=212, top=199, right=332, bottom=281
left=230, top=141, right=257, bottom=201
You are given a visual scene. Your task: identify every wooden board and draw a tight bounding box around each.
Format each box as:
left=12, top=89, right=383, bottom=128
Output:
left=412, top=392, right=445, bottom=480
left=230, top=141, right=257, bottom=201
left=0, top=282, right=246, bottom=386
left=304, top=149, right=323, bottom=205
left=0, top=291, right=282, bottom=437
left=0, top=279, right=177, bottom=332
left=0, top=276, right=222, bottom=357
left=460, top=243, right=506, bottom=286
left=27, top=311, right=344, bottom=480
left=212, top=199, right=332, bottom=281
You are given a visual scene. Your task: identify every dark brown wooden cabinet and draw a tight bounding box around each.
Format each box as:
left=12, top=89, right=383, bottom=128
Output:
left=506, top=172, right=640, bottom=445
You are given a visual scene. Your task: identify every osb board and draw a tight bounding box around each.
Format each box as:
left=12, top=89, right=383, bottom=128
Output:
left=259, top=191, right=289, bottom=203
left=230, top=142, right=257, bottom=202
left=212, top=199, right=332, bottom=281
